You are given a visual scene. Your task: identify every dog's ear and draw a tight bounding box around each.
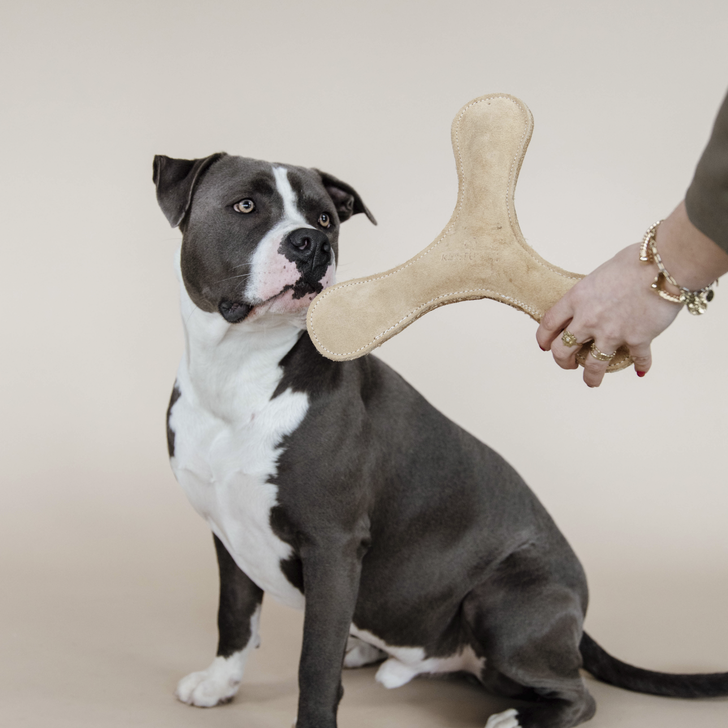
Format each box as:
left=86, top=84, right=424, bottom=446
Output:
left=314, top=169, right=377, bottom=225
left=153, top=153, right=226, bottom=228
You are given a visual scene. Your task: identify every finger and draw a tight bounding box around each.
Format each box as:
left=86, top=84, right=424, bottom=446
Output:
left=581, top=341, right=619, bottom=388
left=536, top=296, right=575, bottom=351
left=628, top=342, right=652, bottom=378
left=550, top=327, right=589, bottom=370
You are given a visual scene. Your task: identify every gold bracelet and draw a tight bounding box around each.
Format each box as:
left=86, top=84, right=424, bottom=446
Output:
left=639, top=220, right=716, bottom=315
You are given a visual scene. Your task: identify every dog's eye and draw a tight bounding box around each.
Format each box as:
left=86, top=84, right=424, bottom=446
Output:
left=318, top=212, right=331, bottom=228
left=234, top=199, right=256, bottom=214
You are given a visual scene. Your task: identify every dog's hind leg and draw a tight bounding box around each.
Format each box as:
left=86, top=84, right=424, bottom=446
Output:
left=176, top=534, right=264, bottom=708
left=464, top=547, right=596, bottom=728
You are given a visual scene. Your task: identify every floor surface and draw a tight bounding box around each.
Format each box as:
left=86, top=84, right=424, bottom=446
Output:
left=3, top=524, right=726, bottom=728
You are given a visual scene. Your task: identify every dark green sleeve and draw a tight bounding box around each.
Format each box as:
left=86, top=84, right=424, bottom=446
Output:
left=685, top=90, right=728, bottom=253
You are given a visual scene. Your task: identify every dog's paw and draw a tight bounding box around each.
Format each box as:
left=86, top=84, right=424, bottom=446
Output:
left=485, top=708, right=520, bottom=728
left=175, top=655, right=244, bottom=708
left=343, top=636, right=386, bottom=668
left=374, top=657, right=419, bottom=689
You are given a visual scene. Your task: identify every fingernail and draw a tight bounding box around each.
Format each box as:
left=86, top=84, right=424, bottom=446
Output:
left=539, top=345, right=546, bottom=351
left=636, top=370, right=647, bottom=378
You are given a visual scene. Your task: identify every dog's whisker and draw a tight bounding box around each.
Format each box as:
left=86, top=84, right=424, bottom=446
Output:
left=184, top=305, right=200, bottom=328
left=214, top=273, right=251, bottom=285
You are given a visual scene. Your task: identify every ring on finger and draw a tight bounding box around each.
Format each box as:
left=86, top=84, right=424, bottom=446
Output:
left=561, top=329, right=579, bottom=348
left=589, top=343, right=616, bottom=362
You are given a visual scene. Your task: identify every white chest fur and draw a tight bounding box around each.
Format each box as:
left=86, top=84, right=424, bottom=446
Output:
left=169, top=274, right=308, bottom=611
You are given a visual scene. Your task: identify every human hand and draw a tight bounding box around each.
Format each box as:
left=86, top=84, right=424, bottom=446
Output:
left=536, top=243, right=681, bottom=387
left=536, top=202, right=728, bottom=387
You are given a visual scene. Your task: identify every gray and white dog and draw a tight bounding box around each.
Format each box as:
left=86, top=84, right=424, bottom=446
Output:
left=154, top=152, right=727, bottom=728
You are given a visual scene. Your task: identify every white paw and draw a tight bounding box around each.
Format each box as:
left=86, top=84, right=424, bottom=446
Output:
left=374, top=657, right=419, bottom=689
left=175, top=655, right=244, bottom=707
left=344, top=636, right=386, bottom=668
left=485, top=708, right=520, bottom=728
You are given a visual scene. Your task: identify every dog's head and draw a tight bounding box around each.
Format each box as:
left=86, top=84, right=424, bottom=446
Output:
left=153, top=153, right=376, bottom=324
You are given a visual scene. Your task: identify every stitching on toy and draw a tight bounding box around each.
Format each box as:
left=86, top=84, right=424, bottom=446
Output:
left=310, top=287, right=539, bottom=358
left=309, top=94, right=579, bottom=356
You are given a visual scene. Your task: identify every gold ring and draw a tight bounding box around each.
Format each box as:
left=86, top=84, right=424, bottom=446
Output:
left=589, top=343, right=616, bottom=362
left=561, top=329, right=578, bottom=348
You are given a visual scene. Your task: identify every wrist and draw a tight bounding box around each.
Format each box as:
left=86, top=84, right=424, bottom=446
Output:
left=640, top=218, right=717, bottom=314
left=655, top=201, right=728, bottom=290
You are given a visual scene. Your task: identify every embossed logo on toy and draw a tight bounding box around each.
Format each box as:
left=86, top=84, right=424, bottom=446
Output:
left=441, top=239, right=481, bottom=263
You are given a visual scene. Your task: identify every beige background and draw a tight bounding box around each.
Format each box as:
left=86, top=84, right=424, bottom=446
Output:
left=1, top=1, right=727, bottom=726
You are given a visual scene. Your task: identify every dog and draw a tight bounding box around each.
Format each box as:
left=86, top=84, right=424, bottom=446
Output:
left=153, top=152, right=728, bottom=728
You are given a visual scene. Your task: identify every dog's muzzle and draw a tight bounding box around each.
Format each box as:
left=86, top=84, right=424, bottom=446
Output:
left=217, top=228, right=333, bottom=323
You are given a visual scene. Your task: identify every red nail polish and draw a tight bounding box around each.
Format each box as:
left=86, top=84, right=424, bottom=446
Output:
left=539, top=345, right=546, bottom=351
left=636, top=370, right=646, bottom=378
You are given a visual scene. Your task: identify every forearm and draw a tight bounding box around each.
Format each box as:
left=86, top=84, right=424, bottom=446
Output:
left=685, top=90, right=728, bottom=252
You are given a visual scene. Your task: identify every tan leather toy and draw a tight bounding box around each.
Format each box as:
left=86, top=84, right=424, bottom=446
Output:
left=307, top=93, right=631, bottom=372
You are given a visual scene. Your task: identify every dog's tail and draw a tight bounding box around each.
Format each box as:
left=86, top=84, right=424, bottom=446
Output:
left=580, top=631, right=728, bottom=698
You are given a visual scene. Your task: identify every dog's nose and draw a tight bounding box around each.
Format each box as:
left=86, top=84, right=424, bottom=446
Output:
left=285, top=228, right=331, bottom=272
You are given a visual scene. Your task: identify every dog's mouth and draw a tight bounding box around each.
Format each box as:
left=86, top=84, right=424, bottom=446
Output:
left=218, top=300, right=254, bottom=324
left=218, top=279, right=322, bottom=324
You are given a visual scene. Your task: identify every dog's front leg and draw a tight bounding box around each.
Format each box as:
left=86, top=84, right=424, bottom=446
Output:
left=296, top=532, right=366, bottom=728
left=176, top=534, right=264, bottom=707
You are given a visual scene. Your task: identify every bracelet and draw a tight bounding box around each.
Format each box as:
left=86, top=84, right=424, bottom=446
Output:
left=638, top=220, right=716, bottom=315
